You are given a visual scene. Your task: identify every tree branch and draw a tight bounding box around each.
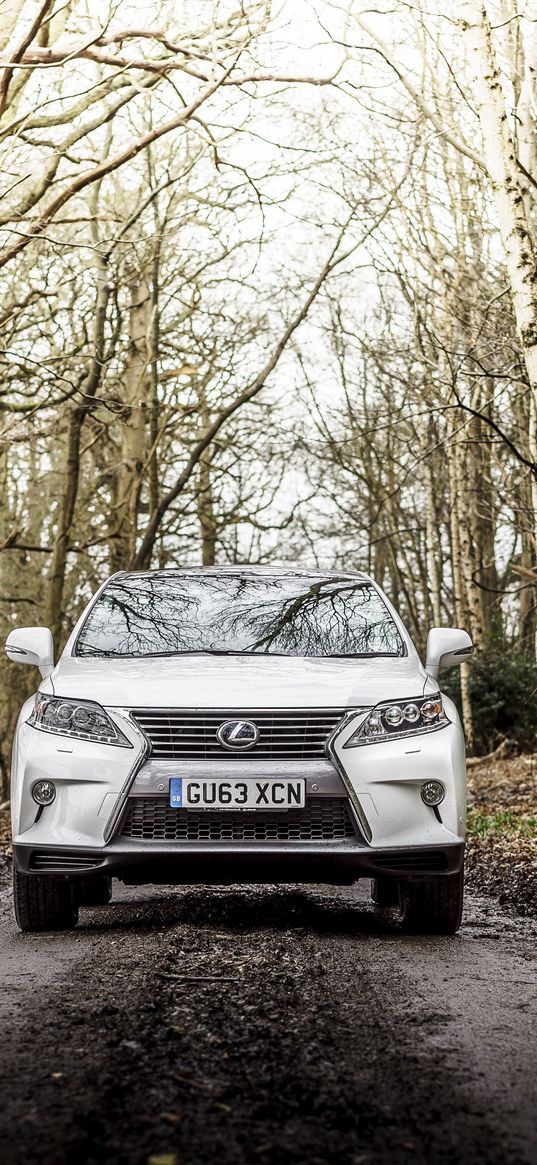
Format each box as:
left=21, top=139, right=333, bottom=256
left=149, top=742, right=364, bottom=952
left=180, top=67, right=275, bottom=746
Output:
left=0, top=71, right=227, bottom=270
left=131, top=218, right=358, bottom=569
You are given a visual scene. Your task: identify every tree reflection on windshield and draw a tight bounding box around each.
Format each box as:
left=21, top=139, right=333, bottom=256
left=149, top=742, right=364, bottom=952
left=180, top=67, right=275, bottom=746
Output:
left=76, top=571, right=405, bottom=658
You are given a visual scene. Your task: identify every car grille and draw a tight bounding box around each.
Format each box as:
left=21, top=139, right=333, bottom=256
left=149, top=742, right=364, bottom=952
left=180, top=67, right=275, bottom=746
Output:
left=118, top=796, right=358, bottom=843
left=130, top=708, right=347, bottom=760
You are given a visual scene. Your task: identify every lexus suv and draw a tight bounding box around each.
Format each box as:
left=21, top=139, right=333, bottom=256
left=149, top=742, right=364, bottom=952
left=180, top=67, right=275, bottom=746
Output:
left=6, top=567, right=472, bottom=933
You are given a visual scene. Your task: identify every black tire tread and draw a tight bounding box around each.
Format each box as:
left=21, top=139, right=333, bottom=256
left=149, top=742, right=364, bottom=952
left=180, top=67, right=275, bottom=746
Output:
left=371, top=877, right=400, bottom=908
left=76, top=876, right=112, bottom=907
left=13, top=867, right=79, bottom=932
left=400, top=868, right=464, bottom=935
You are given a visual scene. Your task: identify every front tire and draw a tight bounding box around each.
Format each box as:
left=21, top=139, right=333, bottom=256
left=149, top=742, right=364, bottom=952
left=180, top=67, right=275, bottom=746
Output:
left=76, top=876, right=112, bottom=907
left=371, top=877, right=400, bottom=908
left=399, top=868, right=464, bottom=935
left=13, top=868, right=79, bottom=932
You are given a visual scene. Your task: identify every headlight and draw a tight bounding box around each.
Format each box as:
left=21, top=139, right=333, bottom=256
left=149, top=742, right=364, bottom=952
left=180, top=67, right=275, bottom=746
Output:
left=343, top=695, right=448, bottom=747
left=28, top=694, right=132, bottom=747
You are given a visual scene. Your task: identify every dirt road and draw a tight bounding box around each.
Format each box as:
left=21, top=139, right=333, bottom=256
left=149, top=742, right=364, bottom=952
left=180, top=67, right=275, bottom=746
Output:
left=0, top=871, right=535, bottom=1165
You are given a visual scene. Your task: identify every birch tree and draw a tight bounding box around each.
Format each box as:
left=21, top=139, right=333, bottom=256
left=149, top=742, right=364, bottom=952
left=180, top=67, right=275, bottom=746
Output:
left=456, top=3, right=537, bottom=566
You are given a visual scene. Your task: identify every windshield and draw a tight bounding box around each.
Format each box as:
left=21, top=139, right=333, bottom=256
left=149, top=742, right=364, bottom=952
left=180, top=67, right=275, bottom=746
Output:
left=75, top=572, right=405, bottom=659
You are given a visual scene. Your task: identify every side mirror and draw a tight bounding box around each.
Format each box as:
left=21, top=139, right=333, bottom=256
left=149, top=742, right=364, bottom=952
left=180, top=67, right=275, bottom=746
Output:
left=5, top=627, right=54, bottom=678
left=425, top=627, right=473, bottom=680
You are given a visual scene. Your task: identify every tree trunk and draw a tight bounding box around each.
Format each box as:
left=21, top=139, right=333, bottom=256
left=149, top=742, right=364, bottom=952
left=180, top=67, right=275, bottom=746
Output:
left=424, top=446, right=442, bottom=627
left=109, top=278, right=151, bottom=573
left=459, top=3, right=537, bottom=580
left=195, top=385, right=218, bottom=567
left=45, top=261, right=109, bottom=640
left=447, top=439, right=475, bottom=749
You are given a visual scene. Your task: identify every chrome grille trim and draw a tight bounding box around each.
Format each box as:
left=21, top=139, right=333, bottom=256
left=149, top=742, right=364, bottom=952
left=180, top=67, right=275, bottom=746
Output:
left=129, top=759, right=345, bottom=797
left=327, top=709, right=372, bottom=843
left=103, top=712, right=150, bottom=844
left=130, top=708, right=348, bottom=761
left=118, top=796, right=359, bottom=843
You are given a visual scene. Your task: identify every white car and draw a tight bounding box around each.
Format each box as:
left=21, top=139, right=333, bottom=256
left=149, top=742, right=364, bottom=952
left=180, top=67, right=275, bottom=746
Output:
left=6, top=567, right=472, bottom=933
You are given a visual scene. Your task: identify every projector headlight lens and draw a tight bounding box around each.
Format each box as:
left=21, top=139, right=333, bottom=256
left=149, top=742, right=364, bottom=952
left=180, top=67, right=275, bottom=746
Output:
left=421, top=699, right=442, bottom=721
left=344, top=695, right=448, bottom=747
left=384, top=705, right=404, bottom=727
left=402, top=702, right=420, bottom=724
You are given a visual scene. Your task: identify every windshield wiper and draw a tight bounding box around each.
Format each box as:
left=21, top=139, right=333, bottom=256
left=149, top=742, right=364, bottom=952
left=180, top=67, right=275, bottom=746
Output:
left=78, top=648, right=404, bottom=659
left=143, top=649, right=295, bottom=657
left=78, top=649, right=274, bottom=658
left=319, top=652, right=403, bottom=659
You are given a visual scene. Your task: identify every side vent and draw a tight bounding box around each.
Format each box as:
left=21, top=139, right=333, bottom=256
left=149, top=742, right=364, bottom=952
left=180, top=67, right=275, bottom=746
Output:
left=29, top=852, right=104, bottom=873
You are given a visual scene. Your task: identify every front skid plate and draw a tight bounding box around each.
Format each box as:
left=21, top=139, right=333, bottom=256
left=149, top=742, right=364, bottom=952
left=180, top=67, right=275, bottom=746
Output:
left=13, top=842, right=465, bottom=884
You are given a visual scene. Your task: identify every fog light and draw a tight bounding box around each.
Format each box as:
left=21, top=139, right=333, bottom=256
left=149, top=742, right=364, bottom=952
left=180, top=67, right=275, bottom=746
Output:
left=31, top=779, right=56, bottom=806
left=420, top=780, right=445, bottom=807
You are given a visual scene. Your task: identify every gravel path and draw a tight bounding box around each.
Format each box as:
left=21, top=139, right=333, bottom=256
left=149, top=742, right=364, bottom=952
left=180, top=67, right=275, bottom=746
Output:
left=0, top=874, right=535, bottom=1165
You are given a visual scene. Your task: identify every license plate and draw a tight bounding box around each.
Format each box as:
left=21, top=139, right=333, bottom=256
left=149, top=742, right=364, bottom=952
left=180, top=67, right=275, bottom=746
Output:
left=169, top=777, right=306, bottom=810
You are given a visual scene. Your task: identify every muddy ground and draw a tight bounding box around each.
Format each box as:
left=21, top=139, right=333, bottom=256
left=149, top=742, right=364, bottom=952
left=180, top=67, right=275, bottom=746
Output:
left=466, top=754, right=536, bottom=914
left=0, top=872, right=535, bottom=1165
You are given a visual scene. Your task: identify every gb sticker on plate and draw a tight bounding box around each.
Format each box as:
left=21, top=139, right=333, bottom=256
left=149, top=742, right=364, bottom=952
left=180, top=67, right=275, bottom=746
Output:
left=169, top=778, right=183, bottom=807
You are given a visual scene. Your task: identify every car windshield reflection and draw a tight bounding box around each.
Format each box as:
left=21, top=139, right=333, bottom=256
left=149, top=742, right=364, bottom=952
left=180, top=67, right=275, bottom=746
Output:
left=75, top=571, right=405, bottom=660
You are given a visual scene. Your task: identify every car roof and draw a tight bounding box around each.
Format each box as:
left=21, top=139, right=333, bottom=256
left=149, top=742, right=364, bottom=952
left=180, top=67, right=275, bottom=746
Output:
left=112, top=566, right=373, bottom=583
left=114, top=566, right=372, bottom=580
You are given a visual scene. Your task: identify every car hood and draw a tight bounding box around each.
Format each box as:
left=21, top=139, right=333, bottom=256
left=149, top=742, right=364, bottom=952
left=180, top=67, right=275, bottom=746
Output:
left=49, top=653, right=433, bottom=709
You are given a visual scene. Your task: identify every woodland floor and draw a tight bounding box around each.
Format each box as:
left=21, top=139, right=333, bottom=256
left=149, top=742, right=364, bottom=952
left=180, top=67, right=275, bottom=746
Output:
left=465, top=754, right=537, bottom=916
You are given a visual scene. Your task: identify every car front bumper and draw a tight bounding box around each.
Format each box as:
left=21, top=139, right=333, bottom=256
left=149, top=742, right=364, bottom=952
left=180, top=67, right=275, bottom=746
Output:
left=13, top=839, right=465, bottom=885
left=11, top=699, right=467, bottom=879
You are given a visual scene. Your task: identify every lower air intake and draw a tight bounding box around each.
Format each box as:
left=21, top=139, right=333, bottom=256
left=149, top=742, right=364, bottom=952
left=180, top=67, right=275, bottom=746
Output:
left=119, top=796, right=358, bottom=843
left=375, top=852, right=448, bottom=872
left=29, top=852, right=104, bottom=872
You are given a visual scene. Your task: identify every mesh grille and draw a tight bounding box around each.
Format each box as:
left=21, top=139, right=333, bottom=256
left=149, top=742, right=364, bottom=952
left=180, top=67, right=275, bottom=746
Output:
left=118, top=796, right=358, bottom=843
left=130, top=708, right=346, bottom=761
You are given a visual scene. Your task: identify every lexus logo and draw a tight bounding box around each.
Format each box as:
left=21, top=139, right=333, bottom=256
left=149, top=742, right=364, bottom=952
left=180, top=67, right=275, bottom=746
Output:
left=216, top=719, right=259, bottom=751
